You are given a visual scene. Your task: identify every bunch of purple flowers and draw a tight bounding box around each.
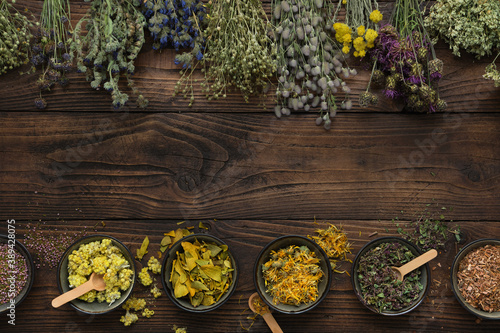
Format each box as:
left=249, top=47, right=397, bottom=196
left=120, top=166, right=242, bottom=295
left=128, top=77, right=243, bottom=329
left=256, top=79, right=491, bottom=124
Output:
left=142, top=0, right=206, bottom=68
left=360, top=0, right=446, bottom=113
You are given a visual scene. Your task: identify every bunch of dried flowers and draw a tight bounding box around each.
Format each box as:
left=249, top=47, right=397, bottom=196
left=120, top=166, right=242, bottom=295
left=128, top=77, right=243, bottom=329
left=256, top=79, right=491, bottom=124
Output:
left=334, top=0, right=382, bottom=58
left=141, top=0, right=207, bottom=68
left=30, top=0, right=73, bottom=109
left=424, top=0, right=500, bottom=59
left=362, top=0, right=446, bottom=113
left=0, top=0, right=36, bottom=77
left=72, top=0, right=148, bottom=109
left=273, top=0, right=355, bottom=130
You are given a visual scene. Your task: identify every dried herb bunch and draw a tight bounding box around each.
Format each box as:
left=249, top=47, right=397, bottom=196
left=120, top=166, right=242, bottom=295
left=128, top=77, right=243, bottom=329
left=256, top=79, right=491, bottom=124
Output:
left=141, top=0, right=207, bottom=63
left=483, top=52, right=500, bottom=87
left=457, top=244, right=500, bottom=313
left=424, top=0, right=500, bottom=59
left=262, top=245, right=324, bottom=306
left=335, top=0, right=381, bottom=58
left=72, top=0, right=148, bottom=109
left=357, top=242, right=423, bottom=313
left=0, top=0, right=36, bottom=76
left=364, top=0, right=446, bottom=113
left=199, top=0, right=276, bottom=103
left=273, top=0, right=355, bottom=129
left=30, top=0, right=73, bottom=109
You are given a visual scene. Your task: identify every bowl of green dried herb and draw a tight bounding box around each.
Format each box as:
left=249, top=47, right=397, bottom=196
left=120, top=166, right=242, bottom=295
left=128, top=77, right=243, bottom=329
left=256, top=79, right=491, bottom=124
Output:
left=161, top=234, right=238, bottom=313
left=254, top=235, right=332, bottom=314
left=351, top=237, right=430, bottom=316
left=0, top=234, right=35, bottom=315
left=451, top=238, right=500, bottom=320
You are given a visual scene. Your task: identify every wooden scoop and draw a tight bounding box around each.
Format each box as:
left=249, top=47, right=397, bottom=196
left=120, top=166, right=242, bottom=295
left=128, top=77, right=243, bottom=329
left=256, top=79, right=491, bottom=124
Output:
left=391, top=249, right=438, bottom=281
left=248, top=292, right=283, bottom=333
left=52, top=273, right=106, bottom=308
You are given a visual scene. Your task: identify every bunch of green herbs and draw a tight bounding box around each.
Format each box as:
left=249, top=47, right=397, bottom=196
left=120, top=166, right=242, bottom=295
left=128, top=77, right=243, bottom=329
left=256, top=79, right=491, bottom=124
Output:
left=191, top=0, right=276, bottom=104
left=424, top=0, right=500, bottom=59
left=483, top=52, right=500, bottom=87
left=72, top=0, right=148, bottom=109
left=357, top=241, right=423, bottom=313
left=30, top=0, right=73, bottom=109
left=0, top=0, right=36, bottom=76
left=273, top=0, right=357, bottom=130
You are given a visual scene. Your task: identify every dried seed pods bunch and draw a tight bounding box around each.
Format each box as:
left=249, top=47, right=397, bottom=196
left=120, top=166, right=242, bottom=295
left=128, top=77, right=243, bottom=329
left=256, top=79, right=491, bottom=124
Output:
left=0, top=0, right=36, bottom=76
left=30, top=0, right=73, bottom=109
left=424, top=0, right=500, bottom=59
left=72, top=0, right=148, bottom=109
left=366, top=0, right=446, bottom=113
left=199, top=0, right=276, bottom=103
left=141, top=0, right=207, bottom=67
left=273, top=0, right=355, bottom=130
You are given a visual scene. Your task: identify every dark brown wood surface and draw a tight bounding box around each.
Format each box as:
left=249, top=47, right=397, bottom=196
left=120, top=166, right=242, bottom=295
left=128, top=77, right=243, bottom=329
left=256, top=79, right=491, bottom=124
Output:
left=1, top=1, right=499, bottom=332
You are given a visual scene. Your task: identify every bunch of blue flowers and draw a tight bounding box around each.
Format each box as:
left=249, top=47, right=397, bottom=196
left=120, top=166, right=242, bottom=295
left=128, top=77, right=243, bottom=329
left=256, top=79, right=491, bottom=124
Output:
left=142, top=0, right=206, bottom=68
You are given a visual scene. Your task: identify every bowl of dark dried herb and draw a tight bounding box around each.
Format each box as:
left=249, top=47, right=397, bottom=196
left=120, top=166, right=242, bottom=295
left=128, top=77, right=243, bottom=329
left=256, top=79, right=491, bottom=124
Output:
left=451, top=238, right=500, bottom=320
left=254, top=235, right=332, bottom=314
left=351, top=237, right=430, bottom=316
left=161, top=234, right=238, bottom=313
left=0, top=234, right=35, bottom=315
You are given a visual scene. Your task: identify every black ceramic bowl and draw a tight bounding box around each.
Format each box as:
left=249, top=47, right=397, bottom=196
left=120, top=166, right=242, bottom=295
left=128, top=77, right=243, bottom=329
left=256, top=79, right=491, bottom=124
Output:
left=56, top=234, right=136, bottom=314
left=161, top=234, right=238, bottom=313
left=451, top=238, right=500, bottom=320
left=253, top=235, right=332, bottom=315
left=0, top=234, right=35, bottom=314
left=351, top=237, right=431, bottom=316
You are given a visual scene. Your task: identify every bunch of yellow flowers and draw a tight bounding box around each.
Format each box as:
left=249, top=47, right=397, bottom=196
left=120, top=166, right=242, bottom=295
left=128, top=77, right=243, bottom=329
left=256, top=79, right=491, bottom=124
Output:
left=333, top=9, right=382, bottom=57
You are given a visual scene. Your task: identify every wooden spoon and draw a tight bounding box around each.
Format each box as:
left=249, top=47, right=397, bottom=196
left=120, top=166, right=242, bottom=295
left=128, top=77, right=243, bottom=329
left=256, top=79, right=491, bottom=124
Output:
left=52, top=273, right=106, bottom=308
left=391, top=249, right=438, bottom=281
left=248, top=292, right=283, bottom=333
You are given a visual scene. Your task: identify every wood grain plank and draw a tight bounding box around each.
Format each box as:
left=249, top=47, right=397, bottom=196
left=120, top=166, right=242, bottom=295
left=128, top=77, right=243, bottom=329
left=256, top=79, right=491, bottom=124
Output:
left=1, top=112, right=499, bottom=222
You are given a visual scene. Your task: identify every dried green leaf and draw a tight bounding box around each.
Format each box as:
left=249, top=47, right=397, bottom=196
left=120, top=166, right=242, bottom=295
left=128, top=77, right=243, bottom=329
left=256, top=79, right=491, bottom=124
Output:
left=136, top=236, right=149, bottom=260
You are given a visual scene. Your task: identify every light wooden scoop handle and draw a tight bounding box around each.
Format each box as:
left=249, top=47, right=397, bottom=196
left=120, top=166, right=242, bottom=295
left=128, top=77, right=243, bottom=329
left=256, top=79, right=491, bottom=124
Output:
left=394, top=249, right=438, bottom=280
left=261, top=312, right=284, bottom=333
left=52, top=279, right=95, bottom=308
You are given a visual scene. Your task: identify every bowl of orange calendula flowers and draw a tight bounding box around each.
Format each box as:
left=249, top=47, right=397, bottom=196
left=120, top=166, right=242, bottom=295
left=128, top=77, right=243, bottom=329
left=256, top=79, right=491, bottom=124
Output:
left=254, top=235, right=332, bottom=314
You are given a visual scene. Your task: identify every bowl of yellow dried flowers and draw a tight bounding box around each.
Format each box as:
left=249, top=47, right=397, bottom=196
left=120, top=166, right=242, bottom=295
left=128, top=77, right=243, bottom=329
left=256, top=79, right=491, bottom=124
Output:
left=56, top=234, right=136, bottom=314
left=0, top=233, right=35, bottom=315
left=451, top=238, right=500, bottom=320
left=161, top=234, right=238, bottom=313
left=254, top=235, right=332, bottom=314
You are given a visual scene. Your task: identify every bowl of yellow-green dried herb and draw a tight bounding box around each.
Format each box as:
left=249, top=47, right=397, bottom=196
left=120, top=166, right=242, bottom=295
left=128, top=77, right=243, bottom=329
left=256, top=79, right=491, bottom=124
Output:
left=351, top=237, right=430, bottom=316
left=0, top=234, right=35, bottom=315
left=254, top=235, right=332, bottom=314
left=451, top=238, right=500, bottom=320
left=161, top=234, right=238, bottom=313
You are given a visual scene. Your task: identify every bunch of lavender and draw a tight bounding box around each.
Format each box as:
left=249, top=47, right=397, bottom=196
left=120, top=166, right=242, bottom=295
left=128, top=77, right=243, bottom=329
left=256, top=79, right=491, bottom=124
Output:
left=273, top=0, right=356, bottom=130
left=0, top=0, right=36, bottom=76
left=362, top=0, right=446, bottom=113
left=141, top=0, right=206, bottom=66
left=424, top=0, right=500, bottom=59
left=483, top=52, right=500, bottom=87
left=72, top=0, right=148, bottom=109
left=197, top=0, right=276, bottom=103
left=30, top=0, right=73, bottom=109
